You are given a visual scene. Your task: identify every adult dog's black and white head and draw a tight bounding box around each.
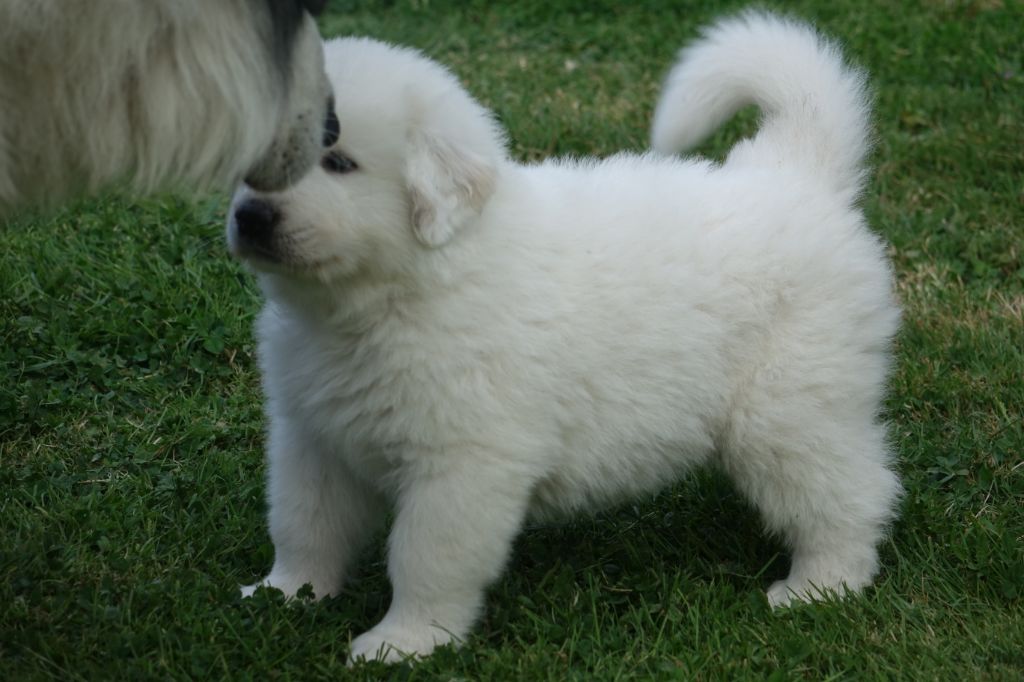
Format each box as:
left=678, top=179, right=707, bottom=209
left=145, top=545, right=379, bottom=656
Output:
left=0, top=0, right=338, bottom=214
left=239, top=0, right=339, bottom=191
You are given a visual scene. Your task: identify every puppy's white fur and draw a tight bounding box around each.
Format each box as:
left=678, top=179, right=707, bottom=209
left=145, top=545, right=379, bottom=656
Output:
left=0, top=0, right=330, bottom=214
left=230, top=12, right=901, bottom=664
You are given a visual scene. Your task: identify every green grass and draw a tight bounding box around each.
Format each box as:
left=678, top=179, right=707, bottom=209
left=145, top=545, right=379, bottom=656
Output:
left=2, top=0, right=1022, bottom=679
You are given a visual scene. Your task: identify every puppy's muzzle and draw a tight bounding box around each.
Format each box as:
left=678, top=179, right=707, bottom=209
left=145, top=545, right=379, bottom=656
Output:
left=234, top=198, right=280, bottom=249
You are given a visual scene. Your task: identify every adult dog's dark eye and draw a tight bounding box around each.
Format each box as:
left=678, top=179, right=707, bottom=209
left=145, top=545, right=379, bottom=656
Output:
left=321, top=151, right=358, bottom=174
left=322, top=101, right=339, bottom=147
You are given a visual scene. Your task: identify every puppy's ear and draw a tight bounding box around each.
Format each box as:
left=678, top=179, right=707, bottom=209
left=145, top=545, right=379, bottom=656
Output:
left=405, top=129, right=498, bottom=248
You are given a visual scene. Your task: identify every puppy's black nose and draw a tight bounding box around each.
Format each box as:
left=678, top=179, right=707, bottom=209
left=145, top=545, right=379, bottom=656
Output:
left=234, top=198, right=279, bottom=244
left=323, top=98, right=340, bottom=147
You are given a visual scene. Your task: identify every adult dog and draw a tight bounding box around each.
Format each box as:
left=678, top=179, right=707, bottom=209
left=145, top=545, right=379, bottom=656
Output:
left=229, top=12, right=901, bottom=663
left=0, top=0, right=337, bottom=215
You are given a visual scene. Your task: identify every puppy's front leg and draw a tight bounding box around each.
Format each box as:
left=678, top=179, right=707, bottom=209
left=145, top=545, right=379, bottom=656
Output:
left=242, top=417, right=383, bottom=600
left=348, top=454, right=533, bottom=664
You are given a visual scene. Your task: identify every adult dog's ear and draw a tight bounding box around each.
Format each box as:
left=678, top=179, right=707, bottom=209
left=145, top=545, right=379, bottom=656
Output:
left=301, top=0, right=327, bottom=16
left=405, top=128, right=499, bottom=248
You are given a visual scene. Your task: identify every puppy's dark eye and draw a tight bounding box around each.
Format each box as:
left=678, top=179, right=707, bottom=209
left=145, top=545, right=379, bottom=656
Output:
left=321, top=151, right=358, bottom=174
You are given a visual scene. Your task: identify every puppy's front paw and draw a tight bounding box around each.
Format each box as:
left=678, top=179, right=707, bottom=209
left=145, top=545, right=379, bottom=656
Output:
left=347, top=623, right=457, bottom=665
left=766, top=579, right=809, bottom=608
left=240, top=582, right=261, bottom=599
left=767, top=555, right=872, bottom=608
left=239, top=572, right=332, bottom=601
left=766, top=577, right=849, bottom=608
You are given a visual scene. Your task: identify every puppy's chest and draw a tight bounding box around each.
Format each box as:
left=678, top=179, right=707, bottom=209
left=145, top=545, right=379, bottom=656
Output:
left=265, top=325, right=428, bottom=470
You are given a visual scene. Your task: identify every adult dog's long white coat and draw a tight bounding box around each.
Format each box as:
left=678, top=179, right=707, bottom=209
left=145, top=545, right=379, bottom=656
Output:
left=229, top=12, right=901, bottom=663
left=0, top=0, right=333, bottom=215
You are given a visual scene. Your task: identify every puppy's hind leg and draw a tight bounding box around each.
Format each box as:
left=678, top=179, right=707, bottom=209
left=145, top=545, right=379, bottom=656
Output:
left=242, top=417, right=384, bottom=600
left=721, top=394, right=900, bottom=607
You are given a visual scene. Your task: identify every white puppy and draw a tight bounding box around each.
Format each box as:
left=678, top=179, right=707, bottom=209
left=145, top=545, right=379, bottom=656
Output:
left=228, top=12, right=901, bottom=664
left=0, top=0, right=335, bottom=215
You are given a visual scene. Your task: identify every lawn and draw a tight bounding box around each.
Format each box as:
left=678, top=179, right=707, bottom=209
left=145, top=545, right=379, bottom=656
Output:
left=2, top=0, right=1021, bottom=679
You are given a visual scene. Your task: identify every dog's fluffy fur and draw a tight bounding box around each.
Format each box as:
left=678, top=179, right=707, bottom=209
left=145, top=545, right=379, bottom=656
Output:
left=0, top=0, right=332, bottom=215
left=228, top=12, right=901, bottom=663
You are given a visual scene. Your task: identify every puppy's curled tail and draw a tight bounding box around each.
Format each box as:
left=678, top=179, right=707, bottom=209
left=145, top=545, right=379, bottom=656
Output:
left=651, top=11, right=871, bottom=199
